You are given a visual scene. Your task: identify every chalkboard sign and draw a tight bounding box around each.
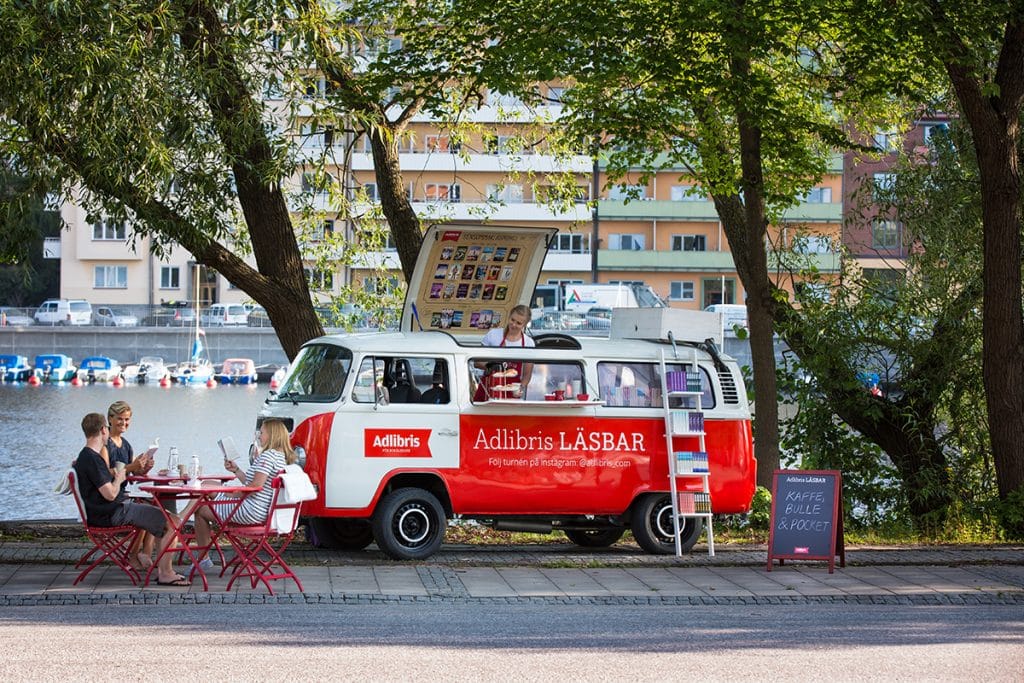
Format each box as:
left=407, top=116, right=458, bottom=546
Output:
left=766, top=469, right=845, bottom=573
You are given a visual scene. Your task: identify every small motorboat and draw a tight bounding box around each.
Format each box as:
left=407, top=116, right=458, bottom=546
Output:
left=123, top=356, right=170, bottom=384
left=173, top=360, right=214, bottom=385
left=34, top=354, right=77, bottom=383
left=76, top=356, right=124, bottom=383
left=214, top=358, right=257, bottom=385
left=0, top=354, right=33, bottom=382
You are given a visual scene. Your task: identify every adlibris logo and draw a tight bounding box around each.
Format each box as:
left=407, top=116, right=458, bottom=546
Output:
left=567, top=289, right=581, bottom=304
left=364, top=428, right=432, bottom=458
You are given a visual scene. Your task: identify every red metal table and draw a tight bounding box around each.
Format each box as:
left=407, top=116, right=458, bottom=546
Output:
left=139, top=482, right=260, bottom=590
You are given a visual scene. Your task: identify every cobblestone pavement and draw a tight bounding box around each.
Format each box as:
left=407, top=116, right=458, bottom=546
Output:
left=1, top=525, right=1022, bottom=607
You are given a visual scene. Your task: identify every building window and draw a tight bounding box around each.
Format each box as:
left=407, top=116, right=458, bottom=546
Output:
left=702, top=278, right=736, bottom=308
left=92, top=220, right=127, bottom=241
left=671, top=235, right=706, bottom=252
left=357, top=229, right=395, bottom=251
left=304, top=267, right=334, bottom=292
left=302, top=172, right=331, bottom=195
left=362, top=183, right=379, bottom=201
left=425, top=135, right=460, bottom=153
left=608, top=234, right=646, bottom=250
left=315, top=220, right=334, bottom=241
left=485, top=135, right=525, bottom=155
left=545, top=86, right=564, bottom=104
left=160, top=266, right=180, bottom=290
left=922, top=122, right=950, bottom=145
left=800, top=187, right=833, bottom=203
left=873, top=130, right=899, bottom=151
left=872, top=219, right=900, bottom=249
left=670, top=281, right=695, bottom=301
left=793, top=235, right=833, bottom=254
left=486, top=184, right=524, bottom=203
left=873, top=173, right=896, bottom=199
left=94, top=265, right=127, bottom=289
left=607, top=184, right=647, bottom=200
left=425, top=183, right=461, bottom=202
left=670, top=185, right=705, bottom=201
left=552, top=233, right=588, bottom=254
left=363, top=275, right=400, bottom=295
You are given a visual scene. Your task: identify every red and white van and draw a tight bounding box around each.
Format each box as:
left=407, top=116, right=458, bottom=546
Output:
left=258, top=225, right=756, bottom=559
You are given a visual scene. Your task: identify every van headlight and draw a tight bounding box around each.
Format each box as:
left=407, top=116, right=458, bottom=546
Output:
left=293, top=445, right=307, bottom=468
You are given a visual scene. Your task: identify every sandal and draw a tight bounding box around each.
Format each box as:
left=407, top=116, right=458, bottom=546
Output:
left=156, top=575, right=191, bottom=587
left=137, top=552, right=154, bottom=569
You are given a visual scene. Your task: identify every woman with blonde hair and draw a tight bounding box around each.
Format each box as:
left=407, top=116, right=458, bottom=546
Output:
left=188, top=419, right=296, bottom=569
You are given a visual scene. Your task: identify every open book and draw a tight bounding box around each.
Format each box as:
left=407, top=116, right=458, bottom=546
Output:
left=218, top=437, right=241, bottom=464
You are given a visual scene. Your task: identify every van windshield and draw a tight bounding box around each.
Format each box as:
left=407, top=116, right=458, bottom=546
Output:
left=272, top=344, right=352, bottom=403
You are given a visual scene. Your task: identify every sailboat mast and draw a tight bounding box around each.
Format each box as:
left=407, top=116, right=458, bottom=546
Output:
left=193, top=263, right=201, bottom=356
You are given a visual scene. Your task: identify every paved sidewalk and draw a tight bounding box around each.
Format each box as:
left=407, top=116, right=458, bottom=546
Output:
left=1, top=535, right=1022, bottom=606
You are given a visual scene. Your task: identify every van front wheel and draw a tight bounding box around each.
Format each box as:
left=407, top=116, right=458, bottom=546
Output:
left=630, top=495, right=704, bottom=554
left=372, top=488, right=446, bottom=560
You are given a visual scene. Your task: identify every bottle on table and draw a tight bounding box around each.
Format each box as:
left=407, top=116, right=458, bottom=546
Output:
left=167, top=446, right=179, bottom=475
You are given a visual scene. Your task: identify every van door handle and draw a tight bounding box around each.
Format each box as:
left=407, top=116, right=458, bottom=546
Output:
left=437, top=429, right=458, bottom=437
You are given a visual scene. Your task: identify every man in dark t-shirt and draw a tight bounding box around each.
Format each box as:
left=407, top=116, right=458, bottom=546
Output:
left=72, top=412, right=189, bottom=586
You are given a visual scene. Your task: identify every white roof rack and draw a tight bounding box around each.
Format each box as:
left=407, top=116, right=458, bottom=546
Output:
left=609, top=308, right=724, bottom=346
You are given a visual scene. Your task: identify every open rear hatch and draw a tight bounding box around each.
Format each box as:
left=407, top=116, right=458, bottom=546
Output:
left=400, top=224, right=558, bottom=337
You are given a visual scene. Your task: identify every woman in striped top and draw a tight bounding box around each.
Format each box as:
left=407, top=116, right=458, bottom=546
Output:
left=190, top=419, right=297, bottom=559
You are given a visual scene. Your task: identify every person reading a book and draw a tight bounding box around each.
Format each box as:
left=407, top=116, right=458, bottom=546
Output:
left=74, top=412, right=188, bottom=586
left=473, top=304, right=534, bottom=401
left=187, top=419, right=298, bottom=570
left=106, top=401, right=158, bottom=571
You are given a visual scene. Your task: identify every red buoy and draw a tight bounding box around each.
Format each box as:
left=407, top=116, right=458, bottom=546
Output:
left=159, top=376, right=170, bottom=388
left=112, top=376, right=123, bottom=387
left=206, top=378, right=216, bottom=388
left=28, top=375, right=41, bottom=386
left=71, top=376, right=82, bottom=387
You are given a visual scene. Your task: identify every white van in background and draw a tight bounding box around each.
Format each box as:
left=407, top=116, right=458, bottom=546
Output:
left=704, top=304, right=748, bottom=333
left=34, top=299, right=92, bottom=326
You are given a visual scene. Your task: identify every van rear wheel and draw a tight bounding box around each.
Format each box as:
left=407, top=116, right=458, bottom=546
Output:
left=372, top=488, right=446, bottom=560
left=564, top=529, right=625, bottom=548
left=630, top=495, right=704, bottom=554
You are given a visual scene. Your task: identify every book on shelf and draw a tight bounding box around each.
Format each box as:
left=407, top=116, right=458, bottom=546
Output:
left=670, top=410, right=704, bottom=434
left=675, top=450, right=709, bottom=473
left=677, top=491, right=711, bottom=514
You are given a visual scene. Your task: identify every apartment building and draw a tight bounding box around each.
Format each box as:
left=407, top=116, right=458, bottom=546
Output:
left=55, top=86, right=845, bottom=312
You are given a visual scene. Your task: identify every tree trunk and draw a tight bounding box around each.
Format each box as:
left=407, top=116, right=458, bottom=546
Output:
left=944, top=24, right=1024, bottom=520
left=371, top=128, right=424, bottom=283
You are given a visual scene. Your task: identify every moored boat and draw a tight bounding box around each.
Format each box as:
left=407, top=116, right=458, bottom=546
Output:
left=33, top=354, right=77, bottom=383
left=214, top=357, right=257, bottom=385
left=76, top=356, right=123, bottom=383
left=123, top=356, right=170, bottom=384
left=0, top=354, right=33, bottom=382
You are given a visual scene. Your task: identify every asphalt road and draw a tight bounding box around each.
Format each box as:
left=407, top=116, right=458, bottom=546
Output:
left=3, top=602, right=1021, bottom=680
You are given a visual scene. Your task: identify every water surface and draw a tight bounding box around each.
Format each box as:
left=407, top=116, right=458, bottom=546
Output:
left=0, top=383, right=269, bottom=521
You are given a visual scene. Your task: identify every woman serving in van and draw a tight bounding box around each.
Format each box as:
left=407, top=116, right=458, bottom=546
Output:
left=474, top=304, right=534, bottom=401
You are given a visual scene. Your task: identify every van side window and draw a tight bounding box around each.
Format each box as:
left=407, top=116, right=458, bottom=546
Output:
left=597, top=362, right=715, bottom=409
left=470, top=358, right=584, bottom=402
left=353, top=356, right=449, bottom=405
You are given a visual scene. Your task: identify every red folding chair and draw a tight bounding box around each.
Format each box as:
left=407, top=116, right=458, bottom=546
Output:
left=220, top=477, right=304, bottom=594
left=68, top=470, right=142, bottom=586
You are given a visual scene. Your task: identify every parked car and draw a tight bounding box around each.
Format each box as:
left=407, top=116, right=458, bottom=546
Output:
left=0, top=307, right=34, bottom=327
left=584, top=306, right=613, bottom=330
left=141, top=301, right=198, bottom=327
left=200, top=303, right=248, bottom=327
left=33, top=299, right=92, bottom=326
left=92, top=306, right=139, bottom=327
left=247, top=305, right=271, bottom=327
